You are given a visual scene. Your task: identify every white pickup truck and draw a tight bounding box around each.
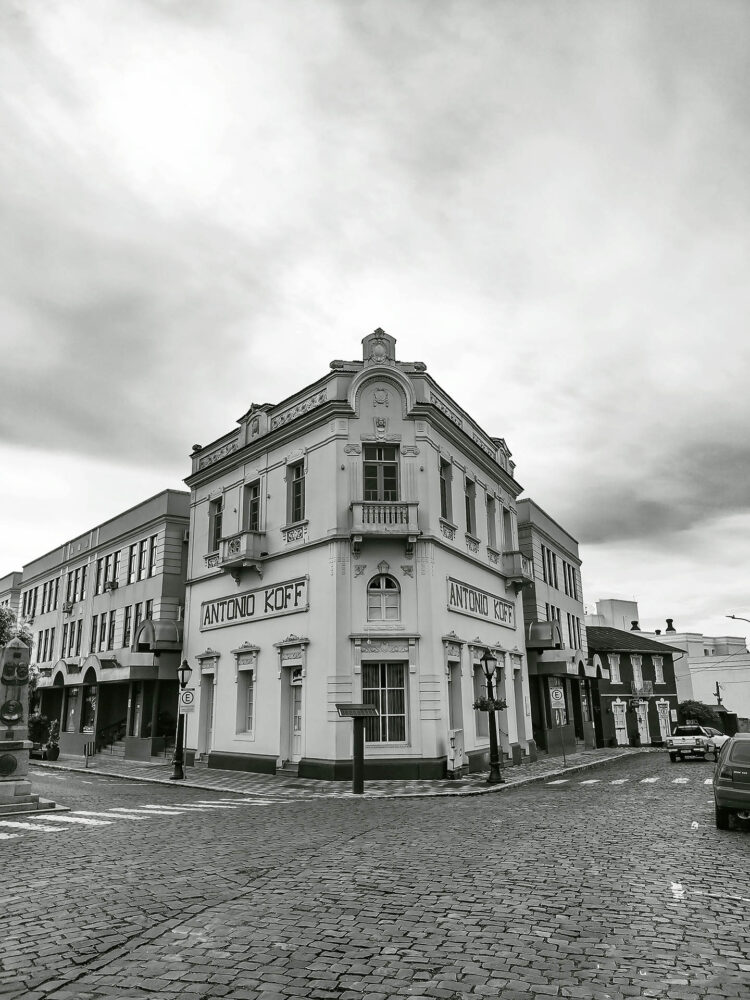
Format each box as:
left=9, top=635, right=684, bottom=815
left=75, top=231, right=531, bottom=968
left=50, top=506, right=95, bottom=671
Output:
left=666, top=725, right=727, bottom=762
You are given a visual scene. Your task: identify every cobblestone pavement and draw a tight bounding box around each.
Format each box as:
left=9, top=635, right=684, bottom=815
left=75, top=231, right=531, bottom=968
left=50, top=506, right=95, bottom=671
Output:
left=33, top=745, right=647, bottom=798
left=2, top=753, right=748, bottom=1000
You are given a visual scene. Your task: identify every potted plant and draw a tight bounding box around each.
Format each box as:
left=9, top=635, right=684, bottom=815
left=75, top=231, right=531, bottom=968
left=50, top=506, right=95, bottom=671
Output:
left=45, top=719, right=60, bottom=761
left=472, top=696, right=508, bottom=712
left=27, top=712, right=49, bottom=759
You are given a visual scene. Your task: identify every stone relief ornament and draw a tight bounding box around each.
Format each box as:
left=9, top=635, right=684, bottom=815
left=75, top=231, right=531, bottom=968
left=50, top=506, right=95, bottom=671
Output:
left=344, top=444, right=362, bottom=455
left=401, top=445, right=420, bottom=457
left=401, top=565, right=414, bottom=578
left=373, top=387, right=389, bottom=407
left=354, top=565, right=367, bottom=577
left=377, top=561, right=390, bottom=574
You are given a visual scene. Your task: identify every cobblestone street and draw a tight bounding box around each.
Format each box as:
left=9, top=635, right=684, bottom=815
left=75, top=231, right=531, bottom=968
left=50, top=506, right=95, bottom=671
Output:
left=2, top=753, right=748, bottom=1000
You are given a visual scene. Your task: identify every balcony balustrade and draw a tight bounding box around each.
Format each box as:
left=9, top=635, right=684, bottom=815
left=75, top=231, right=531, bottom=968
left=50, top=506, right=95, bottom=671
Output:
left=502, top=550, right=534, bottom=592
left=219, top=530, right=266, bottom=577
left=350, top=501, right=420, bottom=557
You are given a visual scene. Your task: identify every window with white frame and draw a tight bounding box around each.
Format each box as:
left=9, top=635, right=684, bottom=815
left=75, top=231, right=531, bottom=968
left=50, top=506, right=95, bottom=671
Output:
left=237, top=668, right=255, bottom=734
left=609, top=653, right=621, bottom=684
left=486, top=494, right=497, bottom=548
left=367, top=574, right=400, bottom=621
left=363, top=445, right=399, bottom=501
left=464, top=477, right=477, bottom=536
left=208, top=497, right=223, bottom=551
left=439, top=458, right=453, bottom=521
left=653, top=655, right=664, bottom=684
left=362, top=663, right=407, bottom=742
left=287, top=462, right=306, bottom=523
left=244, top=480, right=261, bottom=532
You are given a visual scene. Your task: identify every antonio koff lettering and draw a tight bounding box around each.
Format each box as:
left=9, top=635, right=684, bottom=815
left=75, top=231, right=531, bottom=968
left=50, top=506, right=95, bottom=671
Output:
left=201, top=577, right=308, bottom=630
left=446, top=577, right=515, bottom=629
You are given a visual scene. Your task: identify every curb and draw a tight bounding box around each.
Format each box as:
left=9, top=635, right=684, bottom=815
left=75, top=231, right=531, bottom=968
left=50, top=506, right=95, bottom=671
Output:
left=31, top=748, right=652, bottom=800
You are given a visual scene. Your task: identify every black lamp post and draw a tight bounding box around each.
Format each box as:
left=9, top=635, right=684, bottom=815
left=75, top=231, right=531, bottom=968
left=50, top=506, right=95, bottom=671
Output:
left=170, top=659, right=193, bottom=781
left=481, top=648, right=504, bottom=785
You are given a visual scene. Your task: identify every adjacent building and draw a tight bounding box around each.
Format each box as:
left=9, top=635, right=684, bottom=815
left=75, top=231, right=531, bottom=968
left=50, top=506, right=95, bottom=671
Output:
left=0, top=571, right=22, bottom=616
left=587, top=599, right=750, bottom=731
left=517, top=499, right=598, bottom=756
left=586, top=626, right=681, bottom=746
left=29, top=490, right=190, bottom=758
left=182, top=330, right=536, bottom=779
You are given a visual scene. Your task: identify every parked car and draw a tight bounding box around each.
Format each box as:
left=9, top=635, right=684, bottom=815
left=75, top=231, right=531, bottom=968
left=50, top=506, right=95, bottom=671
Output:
left=704, top=727, right=731, bottom=754
left=714, top=733, right=750, bottom=829
left=666, top=725, right=716, bottom=762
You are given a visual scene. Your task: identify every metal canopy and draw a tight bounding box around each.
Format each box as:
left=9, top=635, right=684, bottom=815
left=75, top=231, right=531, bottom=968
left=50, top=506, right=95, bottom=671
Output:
left=335, top=703, right=379, bottom=718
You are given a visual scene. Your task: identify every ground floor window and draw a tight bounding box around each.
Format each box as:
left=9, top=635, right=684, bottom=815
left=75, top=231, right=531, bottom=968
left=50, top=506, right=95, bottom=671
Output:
left=237, top=670, right=255, bottom=734
left=362, top=662, right=406, bottom=743
left=81, top=684, right=97, bottom=733
left=64, top=687, right=79, bottom=733
left=472, top=664, right=489, bottom=737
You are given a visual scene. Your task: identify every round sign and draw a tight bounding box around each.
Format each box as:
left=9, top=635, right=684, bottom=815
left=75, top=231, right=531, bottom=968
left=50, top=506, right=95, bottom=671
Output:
left=180, top=690, right=195, bottom=706
left=0, top=754, right=18, bottom=777
left=549, top=686, right=565, bottom=706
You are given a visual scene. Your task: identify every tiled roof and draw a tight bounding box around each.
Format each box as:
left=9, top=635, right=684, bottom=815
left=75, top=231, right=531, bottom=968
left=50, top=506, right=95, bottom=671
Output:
left=586, top=626, right=683, bottom=655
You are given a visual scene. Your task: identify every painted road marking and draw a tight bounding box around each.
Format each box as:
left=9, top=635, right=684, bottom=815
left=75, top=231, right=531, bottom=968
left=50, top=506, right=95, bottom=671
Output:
left=641, top=777, right=660, bottom=783
left=704, top=778, right=713, bottom=785
left=546, top=780, right=569, bottom=785
left=35, top=814, right=112, bottom=826
left=73, top=811, right=147, bottom=821
left=0, top=832, right=20, bottom=840
left=610, top=779, right=629, bottom=784
left=108, top=807, right=184, bottom=816
left=140, top=803, right=240, bottom=811
left=579, top=780, right=600, bottom=785
left=0, top=820, right=69, bottom=832
left=672, top=778, right=689, bottom=784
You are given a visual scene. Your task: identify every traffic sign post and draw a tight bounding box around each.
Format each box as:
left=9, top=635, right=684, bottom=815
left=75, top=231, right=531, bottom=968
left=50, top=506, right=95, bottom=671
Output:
left=335, top=703, right=379, bottom=794
left=179, top=689, right=195, bottom=713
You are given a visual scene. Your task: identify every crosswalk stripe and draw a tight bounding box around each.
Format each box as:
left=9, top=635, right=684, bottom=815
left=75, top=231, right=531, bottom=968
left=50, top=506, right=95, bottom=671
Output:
left=35, top=814, right=111, bottom=826
left=0, top=832, right=21, bottom=839
left=546, top=779, right=569, bottom=785
left=140, top=803, right=239, bottom=811
left=672, top=778, right=689, bottom=784
left=610, top=779, right=629, bottom=784
left=0, top=820, right=68, bottom=832
left=579, top=779, right=600, bottom=785
left=641, top=777, right=660, bottom=783
left=704, top=778, right=713, bottom=785
left=108, top=808, right=184, bottom=816
left=73, top=811, right=147, bottom=821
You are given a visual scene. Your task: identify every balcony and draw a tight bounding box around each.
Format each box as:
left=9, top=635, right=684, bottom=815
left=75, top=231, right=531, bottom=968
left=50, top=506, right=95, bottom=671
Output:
left=631, top=680, right=653, bottom=698
left=219, top=530, right=266, bottom=579
left=350, top=501, right=420, bottom=557
left=502, top=550, right=534, bottom=593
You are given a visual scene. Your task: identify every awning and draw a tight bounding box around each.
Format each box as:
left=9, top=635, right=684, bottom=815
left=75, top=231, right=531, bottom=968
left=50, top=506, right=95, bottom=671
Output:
left=132, top=618, right=183, bottom=653
left=527, top=650, right=598, bottom=679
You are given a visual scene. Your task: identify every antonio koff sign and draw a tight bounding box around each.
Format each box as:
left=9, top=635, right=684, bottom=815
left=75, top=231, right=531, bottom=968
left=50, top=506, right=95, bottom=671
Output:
left=446, top=577, right=515, bottom=629
left=200, top=577, right=308, bottom=631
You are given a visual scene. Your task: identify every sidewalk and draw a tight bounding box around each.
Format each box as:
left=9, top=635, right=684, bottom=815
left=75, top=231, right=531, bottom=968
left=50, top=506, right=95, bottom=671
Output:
left=32, top=745, right=651, bottom=799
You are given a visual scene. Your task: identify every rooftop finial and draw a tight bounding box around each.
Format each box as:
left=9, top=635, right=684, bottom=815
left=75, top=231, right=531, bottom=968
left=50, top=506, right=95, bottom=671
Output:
left=362, top=328, right=396, bottom=366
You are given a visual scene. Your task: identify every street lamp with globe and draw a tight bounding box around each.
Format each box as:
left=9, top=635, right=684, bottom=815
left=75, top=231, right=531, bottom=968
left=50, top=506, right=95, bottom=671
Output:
left=170, top=659, right=193, bottom=781
left=480, top=648, right=505, bottom=785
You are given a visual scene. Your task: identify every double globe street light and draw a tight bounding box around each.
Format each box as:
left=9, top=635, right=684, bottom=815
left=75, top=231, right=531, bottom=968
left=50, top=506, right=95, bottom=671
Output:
left=170, top=659, right=193, bottom=781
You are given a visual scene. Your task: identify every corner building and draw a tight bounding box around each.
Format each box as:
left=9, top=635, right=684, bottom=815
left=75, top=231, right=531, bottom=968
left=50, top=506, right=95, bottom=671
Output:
left=183, top=330, right=536, bottom=779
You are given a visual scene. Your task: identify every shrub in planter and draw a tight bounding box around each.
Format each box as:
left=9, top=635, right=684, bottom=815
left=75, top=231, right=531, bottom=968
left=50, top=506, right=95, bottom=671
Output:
left=46, top=719, right=60, bottom=761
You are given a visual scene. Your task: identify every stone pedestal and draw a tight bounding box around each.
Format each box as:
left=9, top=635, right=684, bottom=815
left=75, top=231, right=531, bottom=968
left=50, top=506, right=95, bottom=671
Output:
left=0, top=638, right=57, bottom=816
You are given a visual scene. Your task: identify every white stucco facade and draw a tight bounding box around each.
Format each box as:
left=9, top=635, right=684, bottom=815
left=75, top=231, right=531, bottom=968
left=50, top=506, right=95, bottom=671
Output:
left=182, top=330, right=536, bottom=779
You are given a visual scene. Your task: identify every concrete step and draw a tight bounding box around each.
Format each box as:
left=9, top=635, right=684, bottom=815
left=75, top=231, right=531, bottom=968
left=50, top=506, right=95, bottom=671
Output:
left=276, top=763, right=299, bottom=777
left=0, top=797, right=56, bottom=816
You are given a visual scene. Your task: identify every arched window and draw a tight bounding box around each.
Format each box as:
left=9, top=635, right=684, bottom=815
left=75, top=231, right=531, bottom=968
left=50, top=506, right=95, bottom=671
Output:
left=367, top=575, right=400, bottom=621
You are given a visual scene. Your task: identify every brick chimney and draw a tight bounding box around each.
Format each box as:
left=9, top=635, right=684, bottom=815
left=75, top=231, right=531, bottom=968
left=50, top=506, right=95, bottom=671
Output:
left=655, top=629, right=661, bottom=635
left=666, top=618, right=676, bottom=632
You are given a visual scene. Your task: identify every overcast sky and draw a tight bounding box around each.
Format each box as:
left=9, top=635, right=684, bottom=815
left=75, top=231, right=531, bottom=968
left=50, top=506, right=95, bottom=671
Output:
left=2, top=0, right=748, bottom=641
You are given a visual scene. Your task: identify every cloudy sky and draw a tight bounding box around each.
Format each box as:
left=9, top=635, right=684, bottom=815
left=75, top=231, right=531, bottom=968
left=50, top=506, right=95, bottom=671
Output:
left=1, top=0, right=748, bottom=640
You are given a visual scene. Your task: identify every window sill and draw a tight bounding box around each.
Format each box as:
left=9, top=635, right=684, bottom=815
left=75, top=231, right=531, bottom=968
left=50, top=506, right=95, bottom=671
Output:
left=233, top=733, right=256, bottom=742
left=465, top=533, right=481, bottom=554
left=439, top=517, right=457, bottom=541
left=281, top=520, right=309, bottom=544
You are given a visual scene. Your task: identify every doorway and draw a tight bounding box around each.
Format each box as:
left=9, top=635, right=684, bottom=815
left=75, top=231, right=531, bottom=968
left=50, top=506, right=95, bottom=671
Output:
left=656, top=700, right=671, bottom=742
left=612, top=702, right=628, bottom=745
left=201, top=674, right=215, bottom=753
left=290, top=668, right=303, bottom=762
left=635, top=702, right=650, bottom=744
left=447, top=662, right=462, bottom=731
